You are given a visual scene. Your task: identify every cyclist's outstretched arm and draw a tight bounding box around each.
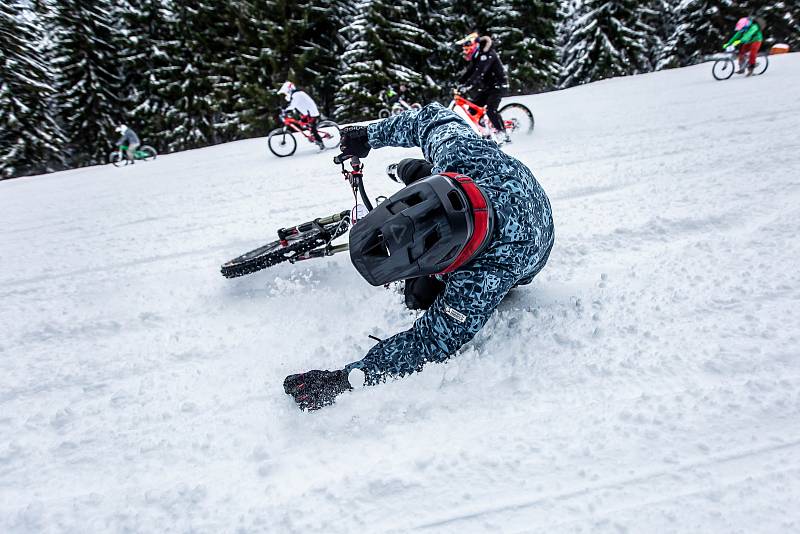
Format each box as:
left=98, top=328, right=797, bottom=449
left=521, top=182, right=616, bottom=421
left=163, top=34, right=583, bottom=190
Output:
left=345, top=259, right=520, bottom=384
left=367, top=103, right=481, bottom=166
left=724, top=30, right=744, bottom=48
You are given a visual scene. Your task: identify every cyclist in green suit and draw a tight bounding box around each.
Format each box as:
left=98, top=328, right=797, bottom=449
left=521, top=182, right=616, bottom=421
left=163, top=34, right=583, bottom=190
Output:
left=724, top=17, right=764, bottom=75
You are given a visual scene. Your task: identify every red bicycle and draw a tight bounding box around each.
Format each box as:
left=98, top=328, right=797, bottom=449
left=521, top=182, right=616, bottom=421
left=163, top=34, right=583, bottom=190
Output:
left=448, top=89, right=534, bottom=144
left=267, top=112, right=341, bottom=157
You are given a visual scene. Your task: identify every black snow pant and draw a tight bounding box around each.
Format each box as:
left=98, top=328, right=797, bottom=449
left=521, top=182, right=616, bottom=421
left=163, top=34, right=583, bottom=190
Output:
left=472, top=87, right=505, bottom=132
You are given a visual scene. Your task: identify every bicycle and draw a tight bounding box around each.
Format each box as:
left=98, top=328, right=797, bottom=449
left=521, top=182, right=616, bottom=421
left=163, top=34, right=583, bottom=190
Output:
left=109, top=144, right=157, bottom=166
left=378, top=98, right=422, bottom=119
left=448, top=89, right=534, bottom=144
left=267, top=112, right=341, bottom=157
left=221, top=153, right=374, bottom=278
left=712, top=48, right=769, bottom=80
left=377, top=87, right=422, bottom=119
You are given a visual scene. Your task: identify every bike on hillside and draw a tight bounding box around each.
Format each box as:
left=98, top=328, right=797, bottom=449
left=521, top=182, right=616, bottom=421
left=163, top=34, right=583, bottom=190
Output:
left=448, top=89, right=534, bottom=145
left=712, top=48, right=769, bottom=80
left=377, top=87, right=422, bottom=119
left=267, top=112, right=341, bottom=157
left=221, top=153, right=374, bottom=278
left=109, top=144, right=157, bottom=166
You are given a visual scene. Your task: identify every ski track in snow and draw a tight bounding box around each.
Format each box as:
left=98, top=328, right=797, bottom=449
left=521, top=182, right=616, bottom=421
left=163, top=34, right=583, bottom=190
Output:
left=1, top=55, right=800, bottom=533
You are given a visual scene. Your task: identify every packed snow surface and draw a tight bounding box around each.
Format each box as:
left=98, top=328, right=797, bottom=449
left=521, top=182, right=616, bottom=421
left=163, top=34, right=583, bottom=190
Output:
left=2, top=55, right=800, bottom=533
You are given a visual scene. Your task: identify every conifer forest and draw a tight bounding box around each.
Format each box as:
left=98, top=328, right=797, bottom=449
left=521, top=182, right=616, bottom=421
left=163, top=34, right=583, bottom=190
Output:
left=1, top=0, right=798, bottom=179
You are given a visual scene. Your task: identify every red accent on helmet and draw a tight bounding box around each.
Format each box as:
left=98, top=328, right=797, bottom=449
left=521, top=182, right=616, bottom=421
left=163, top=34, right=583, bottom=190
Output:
left=437, top=173, right=491, bottom=274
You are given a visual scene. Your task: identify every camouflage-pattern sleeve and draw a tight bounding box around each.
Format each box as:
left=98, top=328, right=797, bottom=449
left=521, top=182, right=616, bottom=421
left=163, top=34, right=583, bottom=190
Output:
left=367, top=103, right=480, bottom=166
left=346, top=259, right=519, bottom=383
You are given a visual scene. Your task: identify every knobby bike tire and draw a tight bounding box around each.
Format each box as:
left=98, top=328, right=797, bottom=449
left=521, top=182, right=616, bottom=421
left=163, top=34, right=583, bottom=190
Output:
left=220, top=212, right=350, bottom=278
left=109, top=152, right=123, bottom=166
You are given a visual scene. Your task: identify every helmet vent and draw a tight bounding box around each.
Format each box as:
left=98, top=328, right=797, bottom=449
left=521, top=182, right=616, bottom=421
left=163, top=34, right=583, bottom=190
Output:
left=424, top=229, right=440, bottom=250
left=388, top=193, right=423, bottom=214
left=447, top=191, right=465, bottom=211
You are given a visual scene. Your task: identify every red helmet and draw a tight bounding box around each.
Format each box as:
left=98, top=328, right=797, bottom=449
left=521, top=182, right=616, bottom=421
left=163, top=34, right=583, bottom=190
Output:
left=349, top=172, right=494, bottom=286
left=457, top=32, right=480, bottom=61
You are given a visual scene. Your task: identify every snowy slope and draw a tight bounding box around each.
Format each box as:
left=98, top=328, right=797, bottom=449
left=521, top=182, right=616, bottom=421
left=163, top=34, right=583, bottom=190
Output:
left=2, top=55, right=800, bottom=533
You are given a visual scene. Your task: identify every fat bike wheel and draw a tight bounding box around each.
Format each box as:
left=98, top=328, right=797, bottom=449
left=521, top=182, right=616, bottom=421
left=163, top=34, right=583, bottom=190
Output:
left=267, top=128, right=297, bottom=157
left=499, top=103, right=535, bottom=140
left=109, top=151, right=124, bottom=167
left=318, top=121, right=341, bottom=150
left=221, top=213, right=350, bottom=278
left=712, top=58, right=735, bottom=80
left=221, top=232, right=325, bottom=278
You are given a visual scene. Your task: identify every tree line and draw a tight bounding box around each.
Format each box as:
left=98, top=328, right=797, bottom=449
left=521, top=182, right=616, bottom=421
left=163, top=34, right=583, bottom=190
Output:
left=1, top=0, right=797, bottom=179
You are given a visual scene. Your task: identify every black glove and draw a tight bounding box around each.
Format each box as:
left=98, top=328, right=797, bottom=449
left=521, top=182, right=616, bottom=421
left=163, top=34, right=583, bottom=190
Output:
left=339, top=125, right=371, bottom=159
left=283, top=369, right=352, bottom=411
left=404, top=275, right=446, bottom=310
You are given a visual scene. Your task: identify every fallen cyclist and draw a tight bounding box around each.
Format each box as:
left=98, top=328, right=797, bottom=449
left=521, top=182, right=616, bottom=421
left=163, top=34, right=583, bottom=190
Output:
left=284, top=103, right=554, bottom=410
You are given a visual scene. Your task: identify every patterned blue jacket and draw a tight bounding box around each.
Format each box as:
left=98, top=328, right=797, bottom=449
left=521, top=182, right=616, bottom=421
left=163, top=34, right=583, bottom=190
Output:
left=346, top=103, right=554, bottom=383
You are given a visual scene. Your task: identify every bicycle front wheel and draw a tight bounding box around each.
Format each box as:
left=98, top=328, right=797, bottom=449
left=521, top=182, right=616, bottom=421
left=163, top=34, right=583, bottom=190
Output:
left=137, top=145, right=157, bottom=161
left=499, top=103, right=535, bottom=139
left=753, top=55, right=769, bottom=75
left=221, top=212, right=350, bottom=278
left=221, top=231, right=325, bottom=278
left=378, top=108, right=391, bottom=119
left=109, top=151, right=123, bottom=167
left=712, top=58, right=735, bottom=80
left=267, top=128, right=297, bottom=157
left=318, top=120, right=341, bottom=150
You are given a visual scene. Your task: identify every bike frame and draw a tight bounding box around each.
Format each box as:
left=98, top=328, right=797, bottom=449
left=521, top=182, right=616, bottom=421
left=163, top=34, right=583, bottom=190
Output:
left=450, top=92, right=514, bottom=136
left=117, top=145, right=147, bottom=159
left=280, top=115, right=333, bottom=143
left=286, top=155, right=371, bottom=261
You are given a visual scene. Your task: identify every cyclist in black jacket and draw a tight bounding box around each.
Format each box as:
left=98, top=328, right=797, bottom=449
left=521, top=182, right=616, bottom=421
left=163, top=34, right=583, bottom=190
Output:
left=457, top=32, right=509, bottom=142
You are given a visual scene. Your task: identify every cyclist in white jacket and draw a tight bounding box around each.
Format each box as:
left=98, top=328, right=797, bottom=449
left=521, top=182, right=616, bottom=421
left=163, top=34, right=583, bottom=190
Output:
left=278, top=81, right=324, bottom=150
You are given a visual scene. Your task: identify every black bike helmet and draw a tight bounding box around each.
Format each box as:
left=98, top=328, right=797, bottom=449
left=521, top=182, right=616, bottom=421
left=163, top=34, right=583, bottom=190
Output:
left=349, top=172, right=494, bottom=286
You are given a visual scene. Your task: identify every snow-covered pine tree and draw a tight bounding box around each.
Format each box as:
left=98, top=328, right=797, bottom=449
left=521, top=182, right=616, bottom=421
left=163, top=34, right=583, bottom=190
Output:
left=152, top=0, right=242, bottom=152
left=239, top=0, right=348, bottom=126
left=335, top=0, right=433, bottom=121
left=749, top=1, right=800, bottom=51
left=0, top=1, right=64, bottom=178
left=52, top=0, right=124, bottom=167
left=118, top=0, right=176, bottom=152
left=501, top=0, right=561, bottom=93
left=560, top=0, right=653, bottom=88
left=641, top=0, right=674, bottom=70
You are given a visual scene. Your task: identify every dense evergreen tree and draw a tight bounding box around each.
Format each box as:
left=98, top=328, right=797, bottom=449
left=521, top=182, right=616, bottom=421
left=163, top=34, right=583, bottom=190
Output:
left=0, top=2, right=64, bottom=178
left=560, top=0, right=653, bottom=88
left=118, top=0, right=176, bottom=151
left=750, top=1, right=800, bottom=50
left=501, top=1, right=561, bottom=93
left=335, top=0, right=434, bottom=120
left=52, top=0, right=124, bottom=167
left=4, top=0, right=796, bottom=178
left=238, top=0, right=348, bottom=127
left=151, top=0, right=242, bottom=152
left=657, top=1, right=736, bottom=68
